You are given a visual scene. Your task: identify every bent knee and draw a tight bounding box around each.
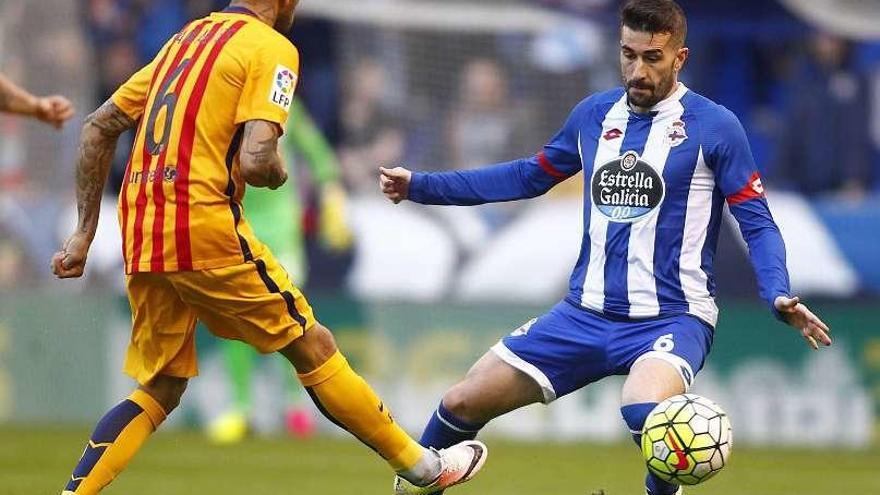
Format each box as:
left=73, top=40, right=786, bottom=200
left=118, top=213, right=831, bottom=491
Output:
left=141, top=376, right=188, bottom=414
left=279, top=323, right=339, bottom=373
left=441, top=383, right=489, bottom=424
left=621, top=358, right=687, bottom=406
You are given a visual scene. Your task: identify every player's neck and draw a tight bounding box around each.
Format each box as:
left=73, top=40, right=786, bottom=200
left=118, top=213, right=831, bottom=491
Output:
left=227, top=1, right=277, bottom=27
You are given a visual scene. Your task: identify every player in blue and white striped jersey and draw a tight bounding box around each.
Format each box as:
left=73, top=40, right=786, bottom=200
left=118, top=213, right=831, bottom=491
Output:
left=382, top=1, right=832, bottom=494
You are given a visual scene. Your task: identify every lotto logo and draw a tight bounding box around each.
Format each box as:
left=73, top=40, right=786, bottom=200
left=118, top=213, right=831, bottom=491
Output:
left=510, top=318, right=537, bottom=337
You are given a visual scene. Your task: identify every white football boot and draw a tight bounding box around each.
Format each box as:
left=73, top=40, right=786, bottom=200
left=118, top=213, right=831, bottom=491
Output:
left=393, top=440, right=487, bottom=495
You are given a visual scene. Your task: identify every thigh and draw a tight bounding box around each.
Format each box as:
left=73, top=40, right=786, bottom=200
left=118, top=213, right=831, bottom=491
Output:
left=169, top=251, right=317, bottom=353
left=494, top=301, right=610, bottom=403
left=610, top=314, right=714, bottom=392
left=443, top=351, right=545, bottom=424
left=124, top=273, right=199, bottom=385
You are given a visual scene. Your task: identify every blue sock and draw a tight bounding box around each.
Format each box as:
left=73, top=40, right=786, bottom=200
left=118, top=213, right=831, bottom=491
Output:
left=621, top=403, right=680, bottom=495
left=419, top=402, right=485, bottom=449
left=417, top=403, right=485, bottom=494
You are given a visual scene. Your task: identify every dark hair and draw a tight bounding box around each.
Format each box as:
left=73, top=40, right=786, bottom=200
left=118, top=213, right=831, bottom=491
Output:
left=620, top=0, right=687, bottom=46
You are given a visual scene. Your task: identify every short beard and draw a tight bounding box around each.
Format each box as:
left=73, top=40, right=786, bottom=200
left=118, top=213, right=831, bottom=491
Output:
left=627, top=75, right=675, bottom=109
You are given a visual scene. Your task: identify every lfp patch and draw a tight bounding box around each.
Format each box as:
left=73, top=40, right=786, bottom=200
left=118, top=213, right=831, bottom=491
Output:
left=269, top=65, right=297, bottom=111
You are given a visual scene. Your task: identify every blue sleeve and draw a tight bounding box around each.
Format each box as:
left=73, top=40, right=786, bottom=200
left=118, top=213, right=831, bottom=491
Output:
left=705, top=107, right=791, bottom=319
left=408, top=97, right=589, bottom=205
left=728, top=200, right=791, bottom=320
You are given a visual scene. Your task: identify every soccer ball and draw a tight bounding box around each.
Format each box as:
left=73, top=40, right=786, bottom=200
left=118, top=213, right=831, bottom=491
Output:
left=641, top=394, right=732, bottom=485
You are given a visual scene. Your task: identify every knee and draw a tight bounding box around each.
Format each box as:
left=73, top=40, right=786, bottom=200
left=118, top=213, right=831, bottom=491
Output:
left=441, top=383, right=484, bottom=425
left=141, top=376, right=188, bottom=414
left=279, top=323, right=339, bottom=374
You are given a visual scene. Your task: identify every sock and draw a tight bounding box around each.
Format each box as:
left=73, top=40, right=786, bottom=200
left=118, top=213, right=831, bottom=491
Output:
left=420, top=402, right=485, bottom=449
left=62, top=389, right=167, bottom=494
left=413, top=402, right=486, bottom=493
left=297, top=351, right=426, bottom=475
left=222, top=340, right=255, bottom=413
left=621, top=403, right=680, bottom=495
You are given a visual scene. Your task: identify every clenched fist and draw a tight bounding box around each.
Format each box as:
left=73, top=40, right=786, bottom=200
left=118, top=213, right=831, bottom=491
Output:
left=379, top=166, right=412, bottom=204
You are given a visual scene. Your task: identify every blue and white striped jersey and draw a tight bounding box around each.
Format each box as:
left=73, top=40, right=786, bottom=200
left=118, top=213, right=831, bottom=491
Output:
left=409, top=84, right=790, bottom=326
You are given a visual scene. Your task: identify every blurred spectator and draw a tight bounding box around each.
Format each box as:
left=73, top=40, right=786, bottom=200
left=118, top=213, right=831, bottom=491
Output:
left=447, top=58, right=529, bottom=169
left=0, top=226, right=28, bottom=290
left=775, top=33, right=872, bottom=199
left=338, top=59, right=405, bottom=193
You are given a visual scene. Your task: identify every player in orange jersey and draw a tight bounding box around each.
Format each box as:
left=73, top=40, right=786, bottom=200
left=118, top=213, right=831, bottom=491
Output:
left=51, top=2, right=485, bottom=494
left=0, top=73, right=74, bottom=127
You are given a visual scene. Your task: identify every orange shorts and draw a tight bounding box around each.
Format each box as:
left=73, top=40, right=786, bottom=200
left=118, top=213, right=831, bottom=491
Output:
left=123, top=251, right=316, bottom=385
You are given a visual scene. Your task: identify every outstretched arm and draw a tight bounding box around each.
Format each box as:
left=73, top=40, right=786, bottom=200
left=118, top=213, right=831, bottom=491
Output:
left=0, top=73, right=74, bottom=128
left=711, top=107, right=830, bottom=349
left=240, top=119, right=288, bottom=190
left=729, top=199, right=831, bottom=350
left=380, top=153, right=577, bottom=206
left=52, top=100, right=135, bottom=278
left=380, top=95, right=593, bottom=206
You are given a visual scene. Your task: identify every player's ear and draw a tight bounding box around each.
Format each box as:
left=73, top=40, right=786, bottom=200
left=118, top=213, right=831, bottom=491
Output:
left=674, top=47, right=689, bottom=73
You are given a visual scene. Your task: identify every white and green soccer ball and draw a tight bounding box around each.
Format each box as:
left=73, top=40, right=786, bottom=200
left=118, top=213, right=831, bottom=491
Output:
left=641, top=394, right=732, bottom=486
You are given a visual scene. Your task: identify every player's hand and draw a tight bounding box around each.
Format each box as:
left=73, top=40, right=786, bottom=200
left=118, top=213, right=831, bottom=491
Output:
left=379, top=166, right=411, bottom=204
left=774, top=296, right=832, bottom=350
left=35, top=95, right=75, bottom=129
left=51, top=232, right=91, bottom=279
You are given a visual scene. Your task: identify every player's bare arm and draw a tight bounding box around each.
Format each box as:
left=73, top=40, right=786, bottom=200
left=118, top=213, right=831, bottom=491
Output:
left=773, top=296, right=832, bottom=350
left=0, top=73, right=75, bottom=128
left=379, top=166, right=412, bottom=204
left=52, top=100, right=136, bottom=279
left=240, top=119, right=288, bottom=190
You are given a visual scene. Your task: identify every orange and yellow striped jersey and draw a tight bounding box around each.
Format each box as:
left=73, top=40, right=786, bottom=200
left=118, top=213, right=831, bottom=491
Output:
left=111, top=8, right=300, bottom=273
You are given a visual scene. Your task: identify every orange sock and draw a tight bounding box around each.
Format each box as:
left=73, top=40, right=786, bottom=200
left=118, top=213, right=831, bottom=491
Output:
left=62, top=389, right=166, bottom=494
left=298, top=351, right=425, bottom=471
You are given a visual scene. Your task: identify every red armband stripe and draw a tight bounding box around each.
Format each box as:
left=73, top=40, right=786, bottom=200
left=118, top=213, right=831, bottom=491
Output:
left=727, top=171, right=765, bottom=206
left=537, top=152, right=567, bottom=180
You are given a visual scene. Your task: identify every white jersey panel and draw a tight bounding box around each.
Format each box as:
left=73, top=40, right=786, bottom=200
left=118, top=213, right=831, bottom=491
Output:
left=626, top=95, right=687, bottom=318
left=581, top=93, right=629, bottom=310
left=679, top=146, right=719, bottom=325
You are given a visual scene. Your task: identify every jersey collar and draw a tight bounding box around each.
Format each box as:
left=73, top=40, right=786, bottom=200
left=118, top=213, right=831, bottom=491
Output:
left=222, top=6, right=259, bottom=18
left=627, top=82, right=689, bottom=117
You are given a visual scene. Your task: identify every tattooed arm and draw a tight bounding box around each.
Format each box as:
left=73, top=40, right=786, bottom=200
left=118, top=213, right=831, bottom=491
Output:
left=51, top=100, right=136, bottom=279
left=0, top=73, right=74, bottom=128
left=240, top=119, right=288, bottom=190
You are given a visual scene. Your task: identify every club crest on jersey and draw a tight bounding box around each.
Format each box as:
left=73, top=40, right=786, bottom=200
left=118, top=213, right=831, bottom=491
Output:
left=269, top=65, right=297, bottom=111
left=664, top=120, right=688, bottom=147
left=591, top=151, right=665, bottom=223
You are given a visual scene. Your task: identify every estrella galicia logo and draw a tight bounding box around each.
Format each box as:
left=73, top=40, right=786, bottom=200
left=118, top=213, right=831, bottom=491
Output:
left=591, top=151, right=665, bottom=222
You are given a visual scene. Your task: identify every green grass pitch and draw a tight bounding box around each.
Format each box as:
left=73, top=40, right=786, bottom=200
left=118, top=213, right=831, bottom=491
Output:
left=3, top=426, right=878, bottom=494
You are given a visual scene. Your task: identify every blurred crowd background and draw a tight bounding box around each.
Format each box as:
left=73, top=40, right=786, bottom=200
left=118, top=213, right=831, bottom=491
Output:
left=1, top=0, right=879, bottom=446
left=2, top=0, right=880, bottom=292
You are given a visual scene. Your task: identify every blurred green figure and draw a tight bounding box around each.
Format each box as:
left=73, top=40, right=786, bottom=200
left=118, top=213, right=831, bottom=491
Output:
left=206, top=98, right=352, bottom=444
